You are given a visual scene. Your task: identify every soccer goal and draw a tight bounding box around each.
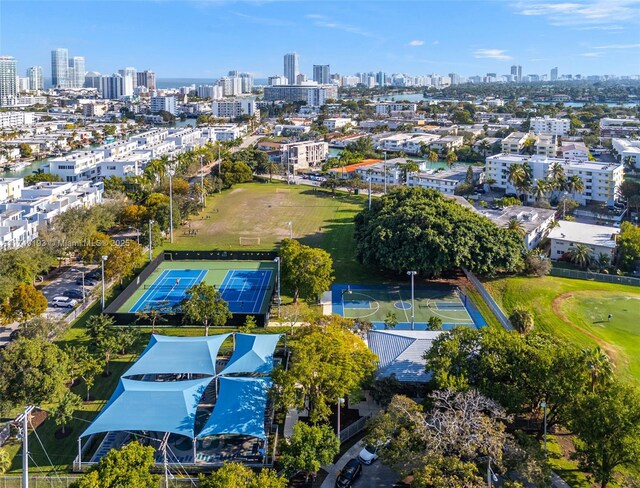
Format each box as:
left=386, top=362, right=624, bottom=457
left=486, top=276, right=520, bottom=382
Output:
left=239, top=237, right=261, bottom=246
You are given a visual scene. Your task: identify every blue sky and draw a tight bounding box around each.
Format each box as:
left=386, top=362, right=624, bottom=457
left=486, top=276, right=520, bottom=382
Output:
left=1, top=0, right=639, bottom=79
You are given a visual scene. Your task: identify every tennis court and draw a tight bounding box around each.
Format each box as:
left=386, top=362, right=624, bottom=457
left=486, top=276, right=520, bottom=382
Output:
left=331, top=284, right=486, bottom=330
left=119, top=260, right=276, bottom=316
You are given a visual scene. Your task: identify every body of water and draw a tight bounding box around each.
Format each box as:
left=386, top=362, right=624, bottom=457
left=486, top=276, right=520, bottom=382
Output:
left=2, top=158, right=50, bottom=178
left=156, top=78, right=268, bottom=89
left=371, top=93, right=638, bottom=107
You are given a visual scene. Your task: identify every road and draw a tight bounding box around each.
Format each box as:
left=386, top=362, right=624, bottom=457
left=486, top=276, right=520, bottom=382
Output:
left=321, top=440, right=399, bottom=488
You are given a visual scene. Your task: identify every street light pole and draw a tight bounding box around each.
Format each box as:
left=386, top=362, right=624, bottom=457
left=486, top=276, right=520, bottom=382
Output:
left=274, top=257, right=281, bottom=316
left=384, top=151, right=387, bottom=194
left=168, top=164, right=175, bottom=243
left=200, top=154, right=205, bottom=208
left=407, top=270, right=417, bottom=330
left=368, top=171, right=372, bottom=210
left=101, top=255, right=108, bottom=311
left=337, top=397, right=345, bottom=439
left=541, top=401, right=548, bottom=454
left=148, top=219, right=154, bottom=261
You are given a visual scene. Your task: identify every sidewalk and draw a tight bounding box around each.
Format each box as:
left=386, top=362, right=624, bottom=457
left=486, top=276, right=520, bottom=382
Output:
left=320, top=440, right=364, bottom=488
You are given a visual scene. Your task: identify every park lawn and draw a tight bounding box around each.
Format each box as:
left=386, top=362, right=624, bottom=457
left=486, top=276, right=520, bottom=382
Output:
left=483, top=275, right=640, bottom=384
left=165, top=181, right=376, bottom=283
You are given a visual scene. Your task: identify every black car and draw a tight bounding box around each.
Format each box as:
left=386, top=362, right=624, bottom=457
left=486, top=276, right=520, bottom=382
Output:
left=63, top=289, right=86, bottom=300
left=336, top=458, right=362, bottom=488
left=76, top=277, right=99, bottom=286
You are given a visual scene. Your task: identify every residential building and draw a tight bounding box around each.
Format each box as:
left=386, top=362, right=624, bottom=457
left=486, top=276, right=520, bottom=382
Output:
left=402, top=134, right=441, bottom=155
left=119, top=67, right=137, bottom=97
left=485, top=154, right=624, bottom=205
left=551, top=67, right=558, bottom=81
left=239, top=73, right=253, bottom=93
left=26, top=66, right=44, bottom=91
left=69, top=56, right=85, bottom=89
left=217, top=76, right=242, bottom=97
left=263, top=84, right=337, bottom=106
left=599, top=118, right=640, bottom=137
left=100, top=73, right=124, bottom=100
left=268, top=75, right=288, bottom=86
left=407, top=165, right=483, bottom=195
left=51, top=48, right=69, bottom=88
left=323, top=117, right=352, bottom=130
left=374, top=102, right=417, bottom=116
left=0, top=56, right=17, bottom=106
left=283, top=53, right=299, bottom=86
left=84, top=71, right=102, bottom=89
left=548, top=220, right=619, bottom=261
left=0, top=111, right=35, bottom=128
left=477, top=205, right=556, bottom=250
left=150, top=96, right=177, bottom=115
left=211, top=99, right=258, bottom=119
left=501, top=131, right=557, bottom=157
left=312, top=65, right=330, bottom=84
left=280, top=141, right=328, bottom=171
left=430, top=135, right=464, bottom=153
left=136, top=70, right=156, bottom=90
left=561, top=142, right=589, bottom=161
left=530, top=116, right=570, bottom=136
left=354, top=160, right=404, bottom=186
left=0, top=177, right=24, bottom=202
left=612, top=138, right=640, bottom=166
left=510, top=65, right=522, bottom=82
left=328, top=159, right=382, bottom=179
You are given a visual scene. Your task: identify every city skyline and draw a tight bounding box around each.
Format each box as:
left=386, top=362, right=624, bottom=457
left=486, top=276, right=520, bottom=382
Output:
left=1, top=0, right=639, bottom=79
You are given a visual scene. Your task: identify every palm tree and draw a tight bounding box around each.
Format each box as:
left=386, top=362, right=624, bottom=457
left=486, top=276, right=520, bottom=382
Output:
left=567, top=243, right=593, bottom=268
left=581, top=347, right=614, bottom=392
left=595, top=252, right=611, bottom=271
left=623, top=155, right=636, bottom=173
left=507, top=164, right=526, bottom=197
left=532, top=180, right=548, bottom=203
left=567, top=175, right=585, bottom=199
left=427, top=150, right=439, bottom=168
left=507, top=217, right=525, bottom=236
left=521, top=137, right=536, bottom=155
left=478, top=139, right=492, bottom=156
left=445, top=151, right=458, bottom=168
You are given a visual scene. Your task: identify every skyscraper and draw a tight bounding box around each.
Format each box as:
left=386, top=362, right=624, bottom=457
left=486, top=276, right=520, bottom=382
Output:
left=239, top=72, right=253, bottom=93
left=551, top=67, right=558, bottom=81
left=119, top=67, right=137, bottom=97
left=27, top=66, right=44, bottom=91
left=69, top=56, right=85, bottom=88
left=312, top=65, right=330, bottom=84
left=136, top=70, right=156, bottom=91
left=510, top=65, right=522, bottom=82
left=51, top=48, right=69, bottom=88
left=376, top=71, right=386, bottom=87
left=0, top=56, right=17, bottom=106
left=284, top=53, right=299, bottom=86
left=100, top=73, right=124, bottom=99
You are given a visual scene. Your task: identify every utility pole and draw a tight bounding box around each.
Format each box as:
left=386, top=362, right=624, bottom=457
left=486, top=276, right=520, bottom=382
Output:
left=17, top=405, right=35, bottom=488
left=407, top=271, right=417, bottom=330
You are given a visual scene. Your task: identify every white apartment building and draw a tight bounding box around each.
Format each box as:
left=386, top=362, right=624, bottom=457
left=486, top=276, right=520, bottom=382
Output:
left=167, top=127, right=202, bottom=148
left=600, top=118, right=640, bottom=137
left=201, top=125, right=245, bottom=142
left=211, top=99, right=258, bottom=119
left=374, top=103, right=417, bottom=116
left=130, top=129, right=169, bottom=147
left=407, top=165, right=483, bottom=195
left=485, top=154, right=624, bottom=205
left=378, top=133, right=416, bottom=151
left=501, top=131, right=557, bottom=158
left=548, top=220, right=619, bottom=261
left=323, top=118, right=353, bottom=131
left=561, top=142, right=589, bottom=162
left=530, top=116, right=570, bottom=136
left=612, top=138, right=640, bottom=166
left=354, top=160, right=404, bottom=186
left=429, top=135, right=464, bottom=153
left=0, top=177, right=24, bottom=202
left=0, top=111, right=35, bottom=128
left=477, top=205, right=556, bottom=250
left=402, top=134, right=441, bottom=155
left=49, top=151, right=106, bottom=182
left=280, top=141, right=328, bottom=171
left=150, top=96, right=177, bottom=115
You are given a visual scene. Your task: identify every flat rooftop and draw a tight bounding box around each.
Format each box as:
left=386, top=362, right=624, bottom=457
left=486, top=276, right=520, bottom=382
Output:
left=478, top=205, right=555, bottom=233
left=548, top=220, right=619, bottom=249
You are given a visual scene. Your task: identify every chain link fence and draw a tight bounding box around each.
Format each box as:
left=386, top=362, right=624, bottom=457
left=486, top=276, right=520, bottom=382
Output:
left=550, top=267, right=640, bottom=286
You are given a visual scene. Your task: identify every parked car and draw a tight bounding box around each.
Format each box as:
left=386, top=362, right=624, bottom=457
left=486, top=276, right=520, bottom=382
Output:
left=62, top=289, right=86, bottom=300
left=50, top=296, right=78, bottom=308
left=335, top=458, right=362, bottom=488
left=358, top=444, right=380, bottom=465
left=76, top=277, right=99, bottom=287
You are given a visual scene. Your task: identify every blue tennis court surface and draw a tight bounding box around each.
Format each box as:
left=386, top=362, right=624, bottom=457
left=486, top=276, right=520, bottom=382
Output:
left=219, top=270, right=272, bottom=314
left=130, top=269, right=207, bottom=313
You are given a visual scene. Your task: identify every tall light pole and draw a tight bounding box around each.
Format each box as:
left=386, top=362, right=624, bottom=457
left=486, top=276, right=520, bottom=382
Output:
left=486, top=457, right=498, bottom=487
left=287, top=221, right=293, bottom=239
left=200, top=154, right=205, bottom=208
left=168, top=163, right=175, bottom=243
left=218, top=143, right=222, bottom=193
left=101, top=255, right=108, bottom=311
left=407, top=270, right=417, bottom=330
left=274, top=257, right=281, bottom=316
left=336, top=397, right=345, bottom=439
left=540, top=401, right=548, bottom=454
left=368, top=171, right=372, bottom=210
left=148, top=219, right=154, bottom=261
left=384, top=151, right=387, bottom=194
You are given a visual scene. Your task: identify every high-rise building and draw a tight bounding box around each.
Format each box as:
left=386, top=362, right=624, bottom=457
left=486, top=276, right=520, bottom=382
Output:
left=0, top=56, right=18, bottom=106
left=268, top=75, right=288, bottom=86
left=51, top=48, right=69, bottom=88
left=510, top=65, right=522, bottom=82
left=228, top=70, right=239, bottom=77
left=27, top=66, right=44, bottom=91
left=84, top=71, right=102, bottom=89
left=284, top=53, right=299, bottom=86
left=312, top=65, right=330, bottom=84
left=150, top=96, right=176, bottom=115
left=448, top=72, right=461, bottom=85
left=376, top=71, right=386, bottom=87
left=68, top=56, right=85, bottom=88
left=551, top=67, right=558, bottom=81
left=100, top=73, right=124, bottom=99
left=239, top=72, right=253, bottom=93
left=118, top=67, right=137, bottom=97
left=136, top=70, right=156, bottom=91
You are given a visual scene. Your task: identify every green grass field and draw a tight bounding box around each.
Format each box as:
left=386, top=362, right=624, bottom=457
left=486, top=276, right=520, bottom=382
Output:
left=166, top=182, right=372, bottom=283
left=484, top=275, right=640, bottom=384
left=118, top=260, right=276, bottom=313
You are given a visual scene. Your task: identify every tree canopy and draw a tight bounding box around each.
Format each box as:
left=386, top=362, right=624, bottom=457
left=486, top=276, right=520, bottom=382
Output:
left=198, top=462, right=287, bottom=488
left=279, top=239, right=334, bottom=303
left=354, top=188, right=524, bottom=277
left=279, top=422, right=340, bottom=481
left=180, top=282, right=231, bottom=335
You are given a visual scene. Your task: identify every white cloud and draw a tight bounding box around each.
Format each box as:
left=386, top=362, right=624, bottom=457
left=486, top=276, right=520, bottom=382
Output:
left=432, top=40, right=440, bottom=45
left=231, top=11, right=292, bottom=26
left=594, top=43, right=640, bottom=49
left=473, top=49, right=513, bottom=60
left=313, top=20, right=375, bottom=38
left=513, top=0, right=640, bottom=29
left=408, top=39, right=424, bottom=47
left=305, top=14, right=325, bottom=19
left=580, top=52, right=603, bottom=57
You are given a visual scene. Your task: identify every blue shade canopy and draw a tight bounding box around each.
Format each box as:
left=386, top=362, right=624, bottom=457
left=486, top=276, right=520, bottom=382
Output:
left=197, top=377, right=271, bottom=439
left=81, top=377, right=212, bottom=439
left=124, top=334, right=231, bottom=378
left=220, top=333, right=281, bottom=375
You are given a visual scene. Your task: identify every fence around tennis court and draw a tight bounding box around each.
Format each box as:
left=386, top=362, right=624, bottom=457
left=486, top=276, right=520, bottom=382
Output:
left=0, top=478, right=197, bottom=488
left=550, top=267, right=640, bottom=286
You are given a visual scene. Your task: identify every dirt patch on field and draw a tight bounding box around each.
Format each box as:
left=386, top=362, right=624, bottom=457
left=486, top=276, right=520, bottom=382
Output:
left=552, top=291, right=619, bottom=363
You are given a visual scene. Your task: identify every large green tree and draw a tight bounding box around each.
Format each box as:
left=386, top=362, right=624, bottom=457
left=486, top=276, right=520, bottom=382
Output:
left=199, top=462, right=287, bottom=488
left=570, top=381, right=640, bottom=488
left=618, top=221, right=640, bottom=272
left=279, top=422, right=340, bottom=482
left=354, top=188, right=524, bottom=277
left=0, top=337, right=70, bottom=410
left=272, top=318, right=378, bottom=422
left=410, top=455, right=484, bottom=488
left=0, top=283, right=48, bottom=324
left=279, top=239, right=334, bottom=303
left=70, top=442, right=159, bottom=488
left=180, top=282, right=231, bottom=335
